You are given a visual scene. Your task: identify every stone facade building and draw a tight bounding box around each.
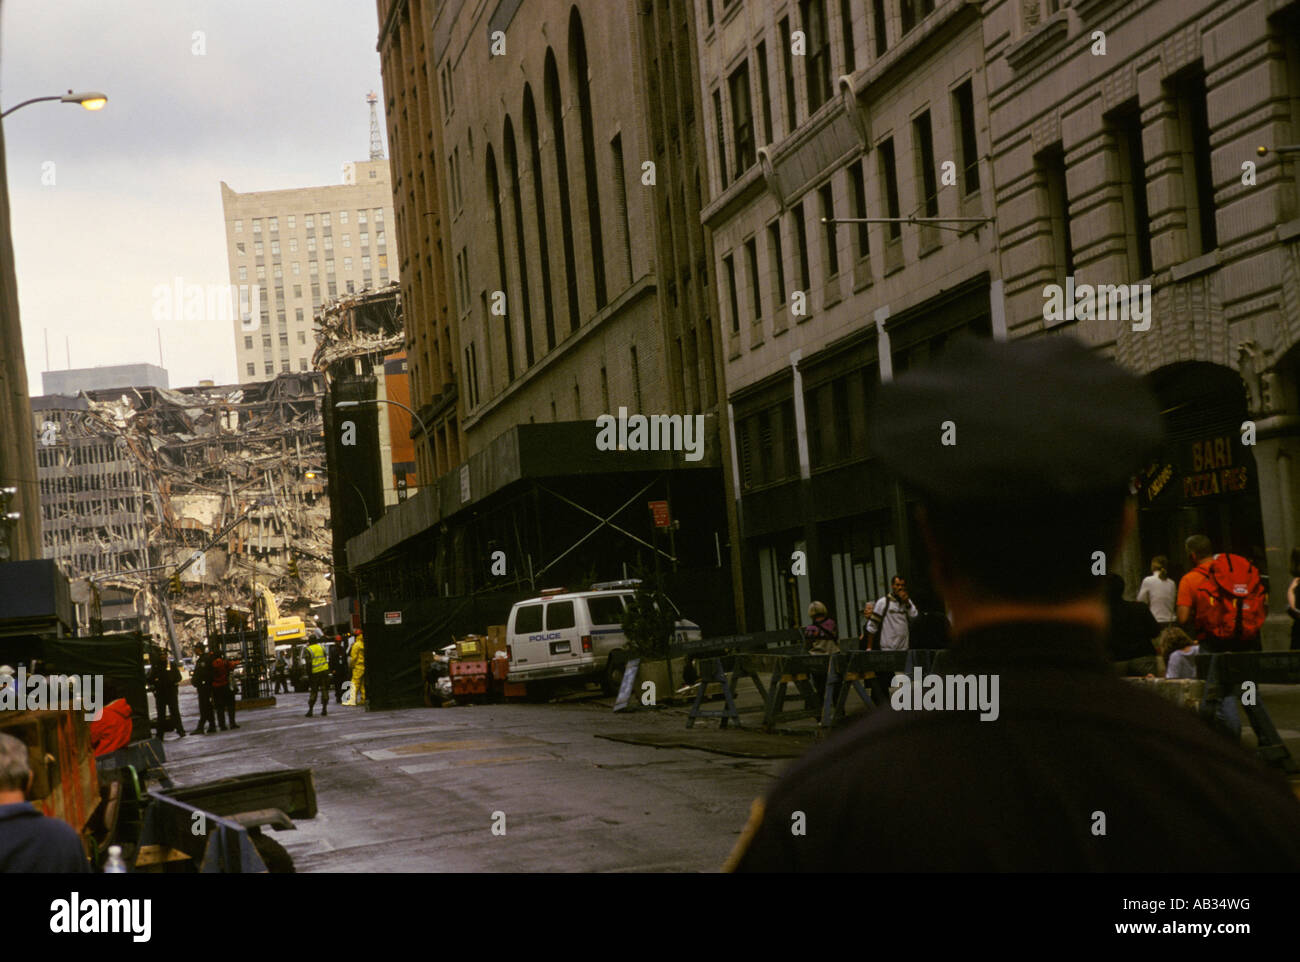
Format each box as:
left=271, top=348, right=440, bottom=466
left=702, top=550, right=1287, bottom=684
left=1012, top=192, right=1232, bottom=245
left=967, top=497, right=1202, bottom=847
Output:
left=220, top=161, right=396, bottom=387
left=986, top=0, right=1300, bottom=645
left=695, top=0, right=1000, bottom=632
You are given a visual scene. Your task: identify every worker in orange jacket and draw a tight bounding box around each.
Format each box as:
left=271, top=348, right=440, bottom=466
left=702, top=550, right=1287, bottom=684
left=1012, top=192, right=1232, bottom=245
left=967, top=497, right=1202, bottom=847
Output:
left=89, top=693, right=133, bottom=757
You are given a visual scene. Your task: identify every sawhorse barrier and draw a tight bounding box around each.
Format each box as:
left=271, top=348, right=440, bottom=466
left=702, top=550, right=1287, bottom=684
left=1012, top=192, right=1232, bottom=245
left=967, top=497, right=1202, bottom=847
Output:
left=687, top=647, right=941, bottom=731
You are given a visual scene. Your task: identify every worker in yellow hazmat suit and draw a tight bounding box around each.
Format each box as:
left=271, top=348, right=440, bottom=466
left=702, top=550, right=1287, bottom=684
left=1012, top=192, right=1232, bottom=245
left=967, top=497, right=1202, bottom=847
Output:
left=344, top=632, right=366, bottom=706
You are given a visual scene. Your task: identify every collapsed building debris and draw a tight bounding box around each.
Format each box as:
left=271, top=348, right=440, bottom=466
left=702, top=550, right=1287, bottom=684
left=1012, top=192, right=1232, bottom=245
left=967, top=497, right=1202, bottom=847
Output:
left=32, top=374, right=332, bottom=652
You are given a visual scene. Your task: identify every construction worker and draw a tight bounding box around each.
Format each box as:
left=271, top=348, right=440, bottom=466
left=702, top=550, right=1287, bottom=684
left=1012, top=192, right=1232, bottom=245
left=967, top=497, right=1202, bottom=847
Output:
left=305, top=635, right=330, bottom=717
left=347, top=631, right=366, bottom=707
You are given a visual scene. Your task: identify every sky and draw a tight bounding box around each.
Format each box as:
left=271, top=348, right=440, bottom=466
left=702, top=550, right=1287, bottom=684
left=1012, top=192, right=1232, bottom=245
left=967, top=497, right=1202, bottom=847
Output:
left=1, top=0, right=388, bottom=392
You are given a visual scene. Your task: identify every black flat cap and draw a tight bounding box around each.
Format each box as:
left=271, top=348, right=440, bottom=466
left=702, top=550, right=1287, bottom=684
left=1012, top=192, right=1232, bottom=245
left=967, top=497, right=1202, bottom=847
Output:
left=871, top=335, right=1163, bottom=505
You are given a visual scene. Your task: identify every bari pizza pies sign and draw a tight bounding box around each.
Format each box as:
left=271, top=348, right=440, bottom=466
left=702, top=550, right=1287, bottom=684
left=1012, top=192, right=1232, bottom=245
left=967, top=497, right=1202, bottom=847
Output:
left=1140, top=435, right=1250, bottom=504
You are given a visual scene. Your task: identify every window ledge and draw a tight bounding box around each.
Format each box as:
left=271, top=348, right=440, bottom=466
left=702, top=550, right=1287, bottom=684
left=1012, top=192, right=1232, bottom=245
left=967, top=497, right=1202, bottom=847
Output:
left=1005, top=11, right=1070, bottom=73
left=1169, top=249, right=1219, bottom=283
left=1278, top=218, right=1300, bottom=244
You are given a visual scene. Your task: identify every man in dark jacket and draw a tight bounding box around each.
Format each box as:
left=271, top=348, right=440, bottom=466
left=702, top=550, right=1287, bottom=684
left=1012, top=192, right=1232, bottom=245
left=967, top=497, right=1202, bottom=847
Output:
left=191, top=647, right=217, bottom=734
left=728, top=336, right=1300, bottom=872
left=330, top=637, right=347, bottom=702
left=147, top=649, right=185, bottom=740
left=0, top=733, right=90, bottom=873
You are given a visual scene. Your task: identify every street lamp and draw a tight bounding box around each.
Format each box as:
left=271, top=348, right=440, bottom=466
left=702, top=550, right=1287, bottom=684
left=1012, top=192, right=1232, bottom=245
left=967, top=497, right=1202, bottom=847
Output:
left=1, top=89, right=109, bottom=119
left=335, top=398, right=431, bottom=476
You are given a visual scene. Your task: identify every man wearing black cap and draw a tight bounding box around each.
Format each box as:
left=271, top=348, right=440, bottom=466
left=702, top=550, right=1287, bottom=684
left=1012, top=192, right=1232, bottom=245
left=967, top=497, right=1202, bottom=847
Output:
left=727, top=336, right=1300, bottom=871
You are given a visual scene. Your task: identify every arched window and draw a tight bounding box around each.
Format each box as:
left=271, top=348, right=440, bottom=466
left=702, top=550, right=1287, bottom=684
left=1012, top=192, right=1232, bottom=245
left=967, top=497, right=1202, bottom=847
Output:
left=544, top=49, right=581, bottom=334
left=504, top=116, right=535, bottom=369
left=524, top=84, right=557, bottom=352
left=486, top=146, right=515, bottom=381
left=569, top=7, right=607, bottom=309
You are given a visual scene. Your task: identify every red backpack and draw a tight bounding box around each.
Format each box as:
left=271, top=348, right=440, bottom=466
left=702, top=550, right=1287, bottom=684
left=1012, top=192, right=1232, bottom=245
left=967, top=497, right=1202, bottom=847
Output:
left=1193, top=554, right=1268, bottom=648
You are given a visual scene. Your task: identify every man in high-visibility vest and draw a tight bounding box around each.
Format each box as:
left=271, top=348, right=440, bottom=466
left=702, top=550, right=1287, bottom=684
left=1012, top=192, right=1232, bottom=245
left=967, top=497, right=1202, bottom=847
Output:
left=304, top=637, right=330, bottom=717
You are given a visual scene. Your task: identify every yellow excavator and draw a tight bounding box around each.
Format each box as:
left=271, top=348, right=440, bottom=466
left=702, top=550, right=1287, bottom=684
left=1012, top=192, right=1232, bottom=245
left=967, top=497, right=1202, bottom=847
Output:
left=254, top=583, right=307, bottom=647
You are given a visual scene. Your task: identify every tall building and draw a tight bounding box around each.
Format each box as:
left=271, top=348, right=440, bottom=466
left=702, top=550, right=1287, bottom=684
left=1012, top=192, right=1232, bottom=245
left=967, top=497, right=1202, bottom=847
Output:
left=357, top=0, right=736, bottom=650
left=43, top=362, right=169, bottom=396
left=985, top=0, right=1300, bottom=646
left=695, top=0, right=1000, bottom=631
left=220, top=159, right=398, bottom=384
left=0, top=114, right=41, bottom=563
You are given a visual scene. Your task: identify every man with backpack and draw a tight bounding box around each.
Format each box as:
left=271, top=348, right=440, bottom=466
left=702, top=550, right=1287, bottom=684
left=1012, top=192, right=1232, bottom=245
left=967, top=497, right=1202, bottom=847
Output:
left=1176, top=534, right=1268, bottom=738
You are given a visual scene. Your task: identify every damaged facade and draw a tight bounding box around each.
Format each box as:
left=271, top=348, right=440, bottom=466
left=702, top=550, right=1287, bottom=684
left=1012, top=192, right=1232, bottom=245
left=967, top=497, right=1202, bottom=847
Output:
left=30, top=374, right=332, bottom=651
left=313, top=283, right=411, bottom=606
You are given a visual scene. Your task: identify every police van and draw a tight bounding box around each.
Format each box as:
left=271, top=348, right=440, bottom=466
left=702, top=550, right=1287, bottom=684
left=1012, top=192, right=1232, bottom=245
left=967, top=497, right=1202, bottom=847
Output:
left=505, top=580, right=701, bottom=694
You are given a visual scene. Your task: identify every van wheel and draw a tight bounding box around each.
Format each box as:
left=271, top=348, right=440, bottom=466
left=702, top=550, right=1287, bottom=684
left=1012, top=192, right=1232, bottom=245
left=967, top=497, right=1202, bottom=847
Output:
left=601, top=651, right=628, bottom=697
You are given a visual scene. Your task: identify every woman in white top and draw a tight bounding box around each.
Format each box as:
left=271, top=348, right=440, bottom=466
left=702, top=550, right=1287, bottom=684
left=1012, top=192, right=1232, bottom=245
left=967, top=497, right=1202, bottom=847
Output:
left=1137, top=555, right=1177, bottom=627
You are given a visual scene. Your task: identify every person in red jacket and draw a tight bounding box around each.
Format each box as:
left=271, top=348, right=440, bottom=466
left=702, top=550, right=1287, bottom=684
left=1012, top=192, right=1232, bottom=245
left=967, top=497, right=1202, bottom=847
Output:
left=210, top=653, right=240, bottom=731
left=89, top=694, right=133, bottom=757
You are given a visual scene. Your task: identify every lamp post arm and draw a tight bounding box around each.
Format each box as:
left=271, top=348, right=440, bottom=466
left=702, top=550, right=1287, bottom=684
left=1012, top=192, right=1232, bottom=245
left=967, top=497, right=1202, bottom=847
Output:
left=1, top=95, right=62, bottom=119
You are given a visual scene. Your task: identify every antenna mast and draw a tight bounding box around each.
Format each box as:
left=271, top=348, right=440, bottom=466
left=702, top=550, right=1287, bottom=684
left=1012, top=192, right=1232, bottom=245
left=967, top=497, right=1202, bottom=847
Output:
left=367, top=91, right=385, bottom=160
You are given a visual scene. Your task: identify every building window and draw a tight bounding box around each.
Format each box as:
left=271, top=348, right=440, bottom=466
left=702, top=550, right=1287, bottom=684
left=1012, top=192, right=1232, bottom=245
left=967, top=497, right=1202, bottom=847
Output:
left=236, top=242, right=245, bottom=254
left=840, top=0, right=856, bottom=73
left=878, top=137, right=901, bottom=240
left=724, top=253, right=740, bottom=333
left=244, top=335, right=253, bottom=349
left=264, top=361, right=273, bottom=374
left=1170, top=66, right=1217, bottom=256
left=819, top=182, right=839, bottom=277
left=901, top=0, right=935, bottom=36
left=339, top=210, right=348, bottom=224
left=253, top=219, right=262, bottom=234
left=308, top=236, right=317, bottom=253
left=757, top=42, right=773, bottom=146
left=324, top=235, right=333, bottom=250
left=953, top=79, right=980, bottom=196
left=801, top=0, right=832, bottom=114
left=873, top=0, right=887, bottom=56
left=289, top=237, right=298, bottom=253
left=256, top=265, right=266, bottom=280
left=293, top=284, right=302, bottom=298
left=292, top=262, right=300, bottom=275
left=363, top=255, right=371, bottom=273
left=793, top=201, right=811, bottom=291
left=297, top=331, right=306, bottom=345
left=238, top=266, right=247, bottom=281
left=234, top=219, right=243, bottom=233
left=377, top=231, right=385, bottom=247
left=279, top=332, right=289, bottom=347
left=1108, top=101, right=1153, bottom=280
left=358, top=209, right=367, bottom=224
left=281, top=359, right=290, bottom=372
left=849, top=159, right=870, bottom=260
left=322, top=212, right=331, bottom=227
left=326, top=259, right=335, bottom=274
left=375, top=209, right=383, bottom=223
left=288, top=214, right=295, bottom=229
left=299, top=358, right=308, bottom=371
left=360, top=232, right=368, bottom=247
left=255, top=241, right=264, bottom=255
left=344, top=257, right=352, bottom=271
left=745, top=237, right=762, bottom=323
left=913, top=110, right=940, bottom=246
left=768, top=220, right=787, bottom=306
left=273, top=263, right=282, bottom=278
left=269, top=216, right=278, bottom=232
left=780, top=16, right=797, bottom=134
left=343, top=234, right=350, bottom=248
left=305, top=214, right=314, bottom=229
left=296, top=308, right=304, bottom=321
left=309, top=261, right=318, bottom=275
left=611, top=133, right=633, bottom=283
left=730, top=61, right=755, bottom=177
left=631, top=346, right=642, bottom=410
left=1037, top=143, right=1073, bottom=283
left=713, top=88, right=729, bottom=191
left=246, top=362, right=255, bottom=376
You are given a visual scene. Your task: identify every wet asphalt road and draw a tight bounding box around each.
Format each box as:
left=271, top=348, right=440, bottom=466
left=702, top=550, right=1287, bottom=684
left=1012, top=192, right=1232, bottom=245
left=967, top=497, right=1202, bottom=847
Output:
left=163, top=686, right=784, bottom=872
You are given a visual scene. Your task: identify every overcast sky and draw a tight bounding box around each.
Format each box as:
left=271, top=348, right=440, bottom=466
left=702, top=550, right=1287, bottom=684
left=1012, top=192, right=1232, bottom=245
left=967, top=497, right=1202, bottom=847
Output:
left=2, top=0, right=387, bottom=392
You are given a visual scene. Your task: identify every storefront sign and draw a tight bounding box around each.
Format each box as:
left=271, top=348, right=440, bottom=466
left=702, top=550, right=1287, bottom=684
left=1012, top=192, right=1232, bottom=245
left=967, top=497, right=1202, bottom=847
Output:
left=1138, top=434, right=1251, bottom=506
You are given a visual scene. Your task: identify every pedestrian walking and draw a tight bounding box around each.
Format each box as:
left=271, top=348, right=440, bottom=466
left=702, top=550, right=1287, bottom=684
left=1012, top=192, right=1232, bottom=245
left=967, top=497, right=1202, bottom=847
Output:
left=726, top=335, right=1300, bottom=871
left=330, top=636, right=347, bottom=701
left=1136, top=555, right=1177, bottom=628
left=1105, top=574, right=1160, bottom=676
left=273, top=651, right=289, bottom=694
left=210, top=652, right=240, bottom=731
left=1286, top=548, right=1300, bottom=651
left=863, top=575, right=917, bottom=650
left=147, top=649, right=185, bottom=740
left=191, top=648, right=217, bottom=735
left=304, top=636, right=330, bottom=717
